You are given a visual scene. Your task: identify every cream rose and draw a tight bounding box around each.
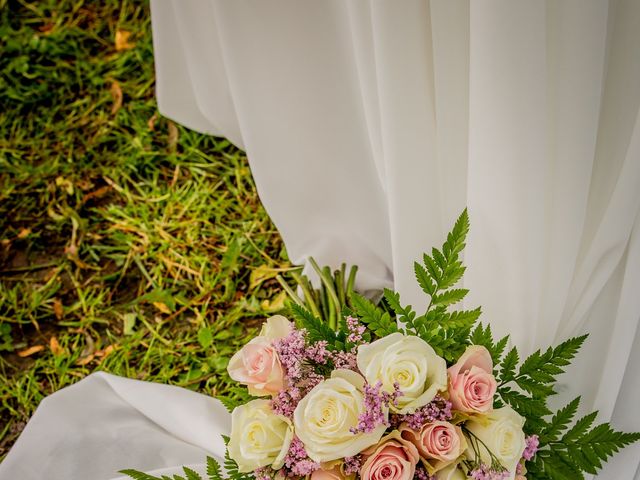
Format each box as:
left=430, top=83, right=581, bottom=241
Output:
left=227, top=316, right=292, bottom=396
left=434, top=463, right=466, bottom=480
left=361, top=431, right=420, bottom=480
left=465, top=406, right=526, bottom=480
left=228, top=399, right=294, bottom=472
left=357, top=333, right=448, bottom=413
left=448, top=345, right=497, bottom=413
left=259, top=315, right=293, bottom=340
left=401, top=421, right=467, bottom=473
left=293, top=370, right=387, bottom=462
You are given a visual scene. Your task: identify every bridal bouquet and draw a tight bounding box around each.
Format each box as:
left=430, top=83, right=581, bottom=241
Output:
left=123, top=211, right=638, bottom=480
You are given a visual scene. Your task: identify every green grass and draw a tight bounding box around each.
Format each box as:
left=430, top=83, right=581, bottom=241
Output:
left=0, top=0, right=289, bottom=459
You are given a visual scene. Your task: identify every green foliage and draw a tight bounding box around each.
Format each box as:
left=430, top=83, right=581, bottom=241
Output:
left=221, top=436, right=255, bottom=480
left=499, top=335, right=587, bottom=417
left=415, top=209, right=469, bottom=302
left=0, top=323, right=14, bottom=352
left=206, top=456, right=224, bottom=480
left=217, top=387, right=256, bottom=414
left=288, top=303, right=346, bottom=350
left=371, top=210, right=481, bottom=362
left=120, top=455, right=241, bottom=480
left=469, top=323, right=509, bottom=365
left=405, top=210, right=481, bottom=361
left=526, top=397, right=640, bottom=479
left=351, top=293, right=399, bottom=338
left=492, top=333, right=638, bottom=478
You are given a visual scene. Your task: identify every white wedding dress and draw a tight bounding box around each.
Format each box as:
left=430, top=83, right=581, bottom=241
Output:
left=2, top=1, right=639, bottom=479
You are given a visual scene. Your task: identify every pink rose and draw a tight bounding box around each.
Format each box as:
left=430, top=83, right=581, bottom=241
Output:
left=402, top=421, right=465, bottom=462
left=227, top=337, right=285, bottom=396
left=311, top=466, right=345, bottom=480
left=361, top=431, right=420, bottom=480
left=447, top=345, right=497, bottom=413
left=401, top=422, right=466, bottom=473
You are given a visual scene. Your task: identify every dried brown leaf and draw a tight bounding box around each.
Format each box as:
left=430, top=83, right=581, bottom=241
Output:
left=81, top=334, right=95, bottom=357
left=53, top=298, right=63, bottom=320
left=17, top=345, right=45, bottom=357
left=49, top=336, right=63, bottom=355
left=82, top=185, right=112, bottom=204
left=153, top=301, right=172, bottom=314
left=168, top=121, right=179, bottom=152
left=76, top=354, right=94, bottom=366
left=147, top=113, right=158, bottom=131
left=115, top=29, right=135, bottom=51
left=95, top=344, right=116, bottom=358
left=110, top=81, right=123, bottom=114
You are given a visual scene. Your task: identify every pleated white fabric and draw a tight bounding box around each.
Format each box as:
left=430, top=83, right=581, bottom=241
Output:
left=2, top=1, right=639, bottom=479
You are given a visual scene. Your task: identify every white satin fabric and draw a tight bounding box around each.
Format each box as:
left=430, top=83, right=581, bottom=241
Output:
left=2, top=1, right=639, bottom=479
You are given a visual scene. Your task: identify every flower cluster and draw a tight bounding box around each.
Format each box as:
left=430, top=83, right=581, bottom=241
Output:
left=226, top=316, right=534, bottom=480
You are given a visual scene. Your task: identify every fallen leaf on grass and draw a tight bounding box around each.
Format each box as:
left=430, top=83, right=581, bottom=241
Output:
left=55, top=176, right=74, bottom=195
left=260, top=290, right=287, bottom=312
left=95, top=344, right=116, bottom=358
left=115, top=29, right=135, bottom=51
left=123, top=313, right=137, bottom=335
left=250, top=264, right=281, bottom=290
left=82, top=185, right=112, bottom=204
left=168, top=121, right=179, bottom=152
left=75, top=178, right=94, bottom=191
left=147, top=113, right=158, bottom=131
left=49, top=336, right=63, bottom=355
left=153, top=301, right=172, bottom=314
left=17, top=346, right=45, bottom=357
left=17, top=228, right=31, bottom=239
left=110, top=81, right=123, bottom=114
left=53, top=298, right=63, bottom=320
left=38, top=23, right=55, bottom=34
left=76, top=354, right=94, bottom=366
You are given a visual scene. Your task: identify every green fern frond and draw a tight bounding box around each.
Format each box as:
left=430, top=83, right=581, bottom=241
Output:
left=206, top=457, right=224, bottom=480
left=119, top=470, right=165, bottom=480
left=351, top=292, right=399, bottom=337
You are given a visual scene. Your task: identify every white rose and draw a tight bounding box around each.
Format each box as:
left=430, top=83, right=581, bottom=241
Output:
left=434, top=463, right=466, bottom=480
left=357, top=332, right=448, bottom=413
left=293, top=369, right=386, bottom=462
left=259, top=315, right=293, bottom=340
left=465, top=406, right=526, bottom=479
left=228, top=399, right=294, bottom=472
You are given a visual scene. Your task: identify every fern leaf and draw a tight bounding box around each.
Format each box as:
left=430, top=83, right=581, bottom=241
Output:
left=441, top=307, right=481, bottom=329
left=119, top=470, right=163, bottom=480
left=498, top=347, right=518, bottom=383
left=182, top=467, right=203, bottom=480
left=289, top=303, right=341, bottom=348
left=206, top=457, right=224, bottom=480
left=563, top=411, right=598, bottom=442
left=539, top=397, right=580, bottom=442
left=431, top=288, right=468, bottom=307
left=414, top=262, right=436, bottom=296
left=352, top=293, right=399, bottom=337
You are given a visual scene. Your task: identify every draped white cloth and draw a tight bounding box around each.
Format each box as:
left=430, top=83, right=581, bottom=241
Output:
left=2, top=1, right=640, bottom=479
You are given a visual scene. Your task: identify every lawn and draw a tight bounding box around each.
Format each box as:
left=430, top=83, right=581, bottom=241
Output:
left=0, top=0, right=289, bottom=459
